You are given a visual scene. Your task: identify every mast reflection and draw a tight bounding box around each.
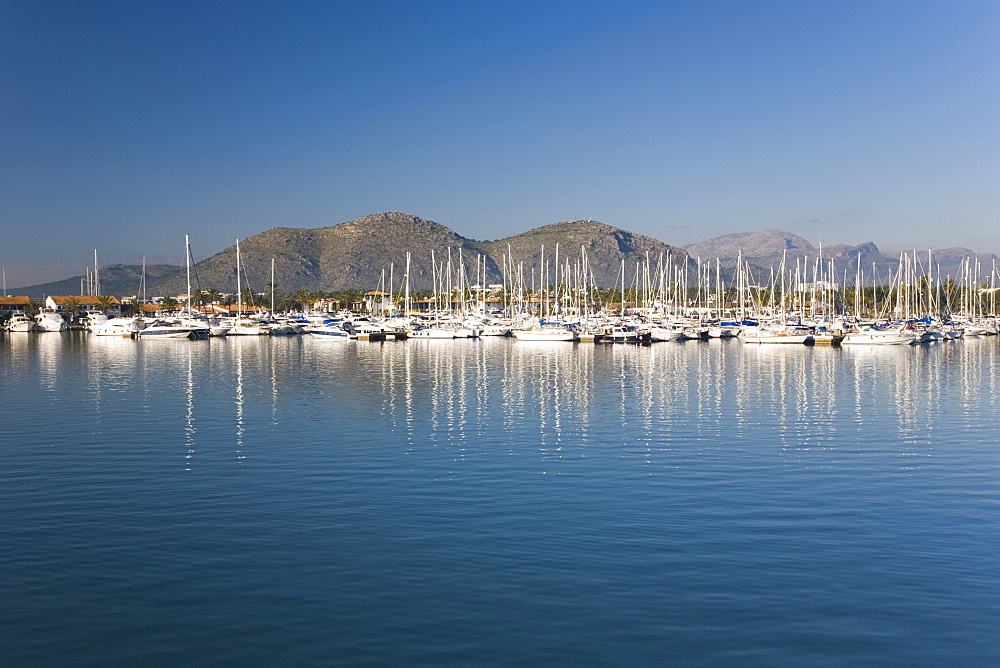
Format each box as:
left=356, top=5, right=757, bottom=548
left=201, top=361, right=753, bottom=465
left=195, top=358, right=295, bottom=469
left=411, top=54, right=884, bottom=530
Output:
left=184, top=344, right=195, bottom=470
left=234, top=338, right=245, bottom=462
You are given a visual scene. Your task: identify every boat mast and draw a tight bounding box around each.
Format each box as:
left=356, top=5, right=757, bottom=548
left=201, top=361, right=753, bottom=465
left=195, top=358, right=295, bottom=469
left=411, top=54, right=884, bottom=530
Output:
left=185, top=234, right=192, bottom=319
left=737, top=250, right=744, bottom=321
left=855, top=252, right=862, bottom=319
left=236, top=239, right=242, bottom=316
left=404, top=252, right=411, bottom=315
left=554, top=243, right=559, bottom=317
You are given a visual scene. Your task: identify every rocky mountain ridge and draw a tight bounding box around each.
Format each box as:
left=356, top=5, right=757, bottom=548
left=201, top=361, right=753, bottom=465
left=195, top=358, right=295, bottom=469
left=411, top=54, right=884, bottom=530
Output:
left=9, top=215, right=996, bottom=297
left=682, top=229, right=997, bottom=285
left=141, top=213, right=687, bottom=297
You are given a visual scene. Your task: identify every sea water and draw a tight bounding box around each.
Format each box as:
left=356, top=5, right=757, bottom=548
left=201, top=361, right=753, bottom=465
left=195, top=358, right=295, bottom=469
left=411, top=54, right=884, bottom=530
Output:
left=2, top=333, right=998, bottom=664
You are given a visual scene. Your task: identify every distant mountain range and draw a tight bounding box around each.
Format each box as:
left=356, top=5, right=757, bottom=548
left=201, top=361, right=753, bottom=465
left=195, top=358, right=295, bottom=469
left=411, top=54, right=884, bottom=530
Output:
left=682, top=228, right=998, bottom=286
left=10, top=263, right=186, bottom=300
left=13, top=212, right=687, bottom=298
left=9, top=214, right=998, bottom=298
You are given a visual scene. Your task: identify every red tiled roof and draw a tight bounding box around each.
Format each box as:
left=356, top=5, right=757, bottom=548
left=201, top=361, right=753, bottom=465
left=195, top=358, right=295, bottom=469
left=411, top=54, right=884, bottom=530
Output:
left=0, top=296, right=32, bottom=305
left=49, top=295, right=121, bottom=304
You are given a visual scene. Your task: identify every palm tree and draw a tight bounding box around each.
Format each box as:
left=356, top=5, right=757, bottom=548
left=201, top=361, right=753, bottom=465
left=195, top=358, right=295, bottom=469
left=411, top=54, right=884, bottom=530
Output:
left=160, top=296, right=178, bottom=311
left=95, top=295, right=116, bottom=315
left=24, top=299, right=41, bottom=318
left=292, top=288, right=313, bottom=312
left=240, top=287, right=258, bottom=310
left=199, top=288, right=220, bottom=316
left=61, top=297, right=82, bottom=323
left=335, top=289, right=363, bottom=309
left=124, top=298, right=143, bottom=317
left=265, top=282, right=280, bottom=311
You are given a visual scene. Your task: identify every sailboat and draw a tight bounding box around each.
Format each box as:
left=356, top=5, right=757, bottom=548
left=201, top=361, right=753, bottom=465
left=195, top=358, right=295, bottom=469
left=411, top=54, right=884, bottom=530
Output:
left=179, top=237, right=229, bottom=336
left=840, top=324, right=916, bottom=345
left=138, top=235, right=210, bottom=340
left=225, top=239, right=267, bottom=335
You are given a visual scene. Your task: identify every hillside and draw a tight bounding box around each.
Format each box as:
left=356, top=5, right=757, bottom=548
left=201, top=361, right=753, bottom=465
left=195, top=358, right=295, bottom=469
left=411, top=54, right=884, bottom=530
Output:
left=683, top=228, right=815, bottom=260
left=479, top=220, right=687, bottom=288
left=145, top=212, right=688, bottom=296
left=682, top=229, right=998, bottom=285
left=11, top=264, right=182, bottom=299
left=11, top=216, right=996, bottom=298
left=149, top=212, right=486, bottom=295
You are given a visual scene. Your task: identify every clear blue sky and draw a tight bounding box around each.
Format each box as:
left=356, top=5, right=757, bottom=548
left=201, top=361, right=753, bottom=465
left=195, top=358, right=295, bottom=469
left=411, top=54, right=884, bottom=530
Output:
left=2, top=0, right=998, bottom=286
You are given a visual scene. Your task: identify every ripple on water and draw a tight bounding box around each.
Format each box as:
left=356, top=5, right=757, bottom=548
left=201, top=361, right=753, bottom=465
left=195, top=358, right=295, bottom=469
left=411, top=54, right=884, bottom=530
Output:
left=2, top=334, right=998, bottom=664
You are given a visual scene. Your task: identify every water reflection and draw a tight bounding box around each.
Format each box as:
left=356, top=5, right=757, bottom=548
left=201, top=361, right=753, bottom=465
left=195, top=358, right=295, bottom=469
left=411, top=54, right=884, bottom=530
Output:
left=502, top=341, right=593, bottom=459
left=232, top=338, right=246, bottom=462
left=840, top=339, right=1000, bottom=468
left=185, top=346, right=196, bottom=470
left=35, top=333, right=65, bottom=393
left=5, top=333, right=996, bottom=474
left=358, top=337, right=999, bottom=472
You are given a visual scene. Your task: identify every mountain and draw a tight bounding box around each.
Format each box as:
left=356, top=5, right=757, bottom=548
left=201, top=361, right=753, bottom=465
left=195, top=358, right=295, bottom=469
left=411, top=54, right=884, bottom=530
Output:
left=681, top=229, right=883, bottom=283
left=478, top=220, right=687, bottom=288
left=145, top=212, right=688, bottom=296
left=682, top=229, right=998, bottom=285
left=149, top=212, right=485, bottom=296
left=11, top=216, right=996, bottom=298
left=923, top=247, right=1000, bottom=281
left=683, top=228, right=815, bottom=261
left=11, top=264, right=182, bottom=299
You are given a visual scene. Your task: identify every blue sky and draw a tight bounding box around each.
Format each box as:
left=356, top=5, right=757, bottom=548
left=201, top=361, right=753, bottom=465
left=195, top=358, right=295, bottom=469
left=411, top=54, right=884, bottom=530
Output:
left=2, top=0, right=998, bottom=286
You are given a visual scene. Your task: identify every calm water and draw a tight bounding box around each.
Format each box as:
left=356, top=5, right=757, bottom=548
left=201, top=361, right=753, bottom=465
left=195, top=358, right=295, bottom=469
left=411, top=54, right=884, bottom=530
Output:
left=2, top=333, right=998, bottom=665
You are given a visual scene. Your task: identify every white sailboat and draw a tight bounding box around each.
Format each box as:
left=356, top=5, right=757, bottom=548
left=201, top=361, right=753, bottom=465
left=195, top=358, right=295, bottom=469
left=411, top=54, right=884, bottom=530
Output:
left=738, top=323, right=813, bottom=344
left=511, top=323, right=578, bottom=341
left=138, top=235, right=210, bottom=340
left=178, top=237, right=227, bottom=336
left=225, top=239, right=267, bottom=335
left=840, top=324, right=916, bottom=346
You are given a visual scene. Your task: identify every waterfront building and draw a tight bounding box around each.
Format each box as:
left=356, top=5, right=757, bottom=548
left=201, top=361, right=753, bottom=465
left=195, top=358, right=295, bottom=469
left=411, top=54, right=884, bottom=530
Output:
left=44, top=295, right=121, bottom=316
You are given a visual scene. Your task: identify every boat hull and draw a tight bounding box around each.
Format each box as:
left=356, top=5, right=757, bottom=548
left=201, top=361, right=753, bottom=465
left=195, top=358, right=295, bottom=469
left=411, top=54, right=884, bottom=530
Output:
left=840, top=333, right=915, bottom=345
left=511, top=329, right=577, bottom=342
left=138, top=326, right=209, bottom=340
left=308, top=328, right=352, bottom=340
left=740, top=334, right=813, bottom=344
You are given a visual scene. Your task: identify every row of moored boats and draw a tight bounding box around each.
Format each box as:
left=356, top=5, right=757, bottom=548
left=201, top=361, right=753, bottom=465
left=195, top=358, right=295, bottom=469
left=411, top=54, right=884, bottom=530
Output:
left=4, top=309, right=997, bottom=346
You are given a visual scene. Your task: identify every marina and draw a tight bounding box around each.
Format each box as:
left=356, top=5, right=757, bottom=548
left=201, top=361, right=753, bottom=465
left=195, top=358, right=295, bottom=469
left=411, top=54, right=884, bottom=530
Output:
left=4, top=305, right=997, bottom=345
left=4, top=1, right=998, bottom=662
left=6, top=236, right=998, bottom=348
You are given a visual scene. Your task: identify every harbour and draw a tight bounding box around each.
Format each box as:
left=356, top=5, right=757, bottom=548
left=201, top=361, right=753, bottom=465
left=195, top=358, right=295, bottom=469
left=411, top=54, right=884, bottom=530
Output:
left=5, top=1, right=999, bottom=663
